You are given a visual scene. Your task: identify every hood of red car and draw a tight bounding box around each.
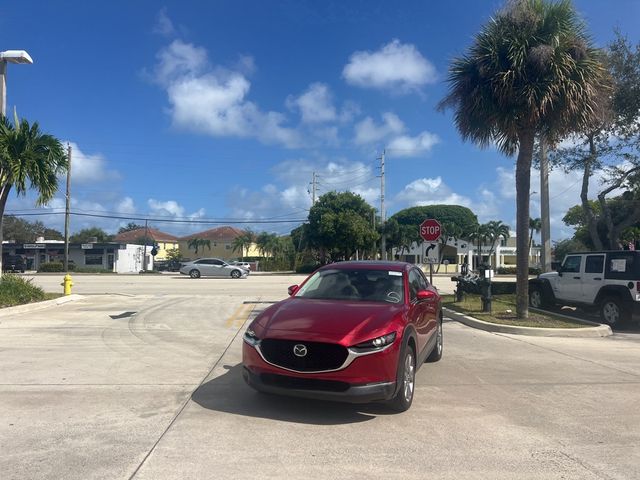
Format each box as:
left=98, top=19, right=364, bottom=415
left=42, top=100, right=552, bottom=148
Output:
left=253, top=297, right=404, bottom=345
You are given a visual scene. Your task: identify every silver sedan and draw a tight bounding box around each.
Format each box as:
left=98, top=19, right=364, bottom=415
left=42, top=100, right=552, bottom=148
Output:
left=179, top=258, right=249, bottom=279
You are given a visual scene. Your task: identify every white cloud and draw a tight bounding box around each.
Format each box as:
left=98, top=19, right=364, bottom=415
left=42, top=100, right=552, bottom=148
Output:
left=117, top=197, right=136, bottom=214
left=287, top=83, right=337, bottom=124
left=395, top=177, right=472, bottom=208
left=153, top=8, right=176, bottom=37
left=387, top=132, right=440, bottom=157
left=343, top=39, right=437, bottom=93
left=153, top=40, right=300, bottom=148
left=65, top=142, right=120, bottom=185
left=353, top=112, right=438, bottom=156
left=354, top=113, right=405, bottom=145
left=147, top=198, right=205, bottom=220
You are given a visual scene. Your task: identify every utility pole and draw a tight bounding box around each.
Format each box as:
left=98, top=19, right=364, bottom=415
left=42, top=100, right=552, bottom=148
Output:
left=142, top=219, right=149, bottom=272
left=540, top=138, right=552, bottom=272
left=64, top=143, right=72, bottom=272
left=380, top=150, right=387, bottom=260
left=311, top=171, right=317, bottom=204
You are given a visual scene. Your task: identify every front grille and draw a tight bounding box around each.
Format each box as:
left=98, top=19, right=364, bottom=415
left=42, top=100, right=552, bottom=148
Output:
left=260, top=373, right=350, bottom=392
left=260, top=338, right=348, bottom=372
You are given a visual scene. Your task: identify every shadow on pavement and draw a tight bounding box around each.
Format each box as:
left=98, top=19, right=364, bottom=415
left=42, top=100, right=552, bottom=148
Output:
left=549, top=306, right=640, bottom=334
left=191, top=363, right=397, bottom=425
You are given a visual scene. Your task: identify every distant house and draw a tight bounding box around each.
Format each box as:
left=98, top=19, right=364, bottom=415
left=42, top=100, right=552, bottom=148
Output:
left=113, top=228, right=179, bottom=260
left=179, top=226, right=259, bottom=261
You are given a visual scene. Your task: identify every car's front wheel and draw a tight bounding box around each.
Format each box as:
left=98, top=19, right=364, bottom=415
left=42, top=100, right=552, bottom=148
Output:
left=529, top=287, right=547, bottom=309
left=189, top=269, right=201, bottom=279
left=230, top=269, right=242, bottom=279
left=389, top=346, right=415, bottom=412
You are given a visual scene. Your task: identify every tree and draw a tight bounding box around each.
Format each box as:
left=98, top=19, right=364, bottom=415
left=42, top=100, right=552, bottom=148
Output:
left=165, top=248, right=183, bottom=263
left=0, top=113, right=67, bottom=271
left=439, top=0, right=606, bottom=318
left=485, top=220, right=511, bottom=263
left=118, top=222, right=144, bottom=234
left=3, top=216, right=63, bottom=243
left=307, top=191, right=378, bottom=262
left=69, top=227, right=113, bottom=243
left=187, top=238, right=211, bottom=256
left=529, top=217, right=542, bottom=262
left=548, top=33, right=640, bottom=250
left=231, top=230, right=256, bottom=261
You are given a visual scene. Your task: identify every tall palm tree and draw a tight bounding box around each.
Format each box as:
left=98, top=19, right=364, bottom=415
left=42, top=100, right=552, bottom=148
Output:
left=486, top=220, right=511, bottom=264
left=439, top=0, right=606, bottom=318
left=0, top=114, right=67, bottom=271
left=529, top=217, right=542, bottom=262
left=468, top=223, right=491, bottom=269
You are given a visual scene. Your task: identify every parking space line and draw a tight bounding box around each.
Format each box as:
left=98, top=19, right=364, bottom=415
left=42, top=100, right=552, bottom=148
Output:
left=225, top=303, right=253, bottom=328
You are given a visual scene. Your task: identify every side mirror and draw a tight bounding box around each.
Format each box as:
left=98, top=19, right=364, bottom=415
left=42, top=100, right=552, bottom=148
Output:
left=417, top=290, right=437, bottom=302
left=288, top=285, right=299, bottom=296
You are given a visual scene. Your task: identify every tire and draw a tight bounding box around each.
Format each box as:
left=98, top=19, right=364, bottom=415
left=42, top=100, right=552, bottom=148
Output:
left=231, top=269, right=242, bottom=279
left=529, top=287, right=546, bottom=309
left=189, top=269, right=201, bottom=279
left=600, top=296, right=629, bottom=325
left=389, top=345, right=416, bottom=412
left=426, top=316, right=443, bottom=363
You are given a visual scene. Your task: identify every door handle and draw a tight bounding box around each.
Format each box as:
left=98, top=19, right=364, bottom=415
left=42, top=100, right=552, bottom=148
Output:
left=573, top=276, right=581, bottom=280
left=593, top=277, right=602, bottom=281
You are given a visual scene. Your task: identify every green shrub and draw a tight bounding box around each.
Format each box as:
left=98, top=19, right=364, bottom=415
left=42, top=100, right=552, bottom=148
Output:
left=38, top=262, right=78, bottom=273
left=0, top=274, right=46, bottom=307
left=496, top=266, right=541, bottom=275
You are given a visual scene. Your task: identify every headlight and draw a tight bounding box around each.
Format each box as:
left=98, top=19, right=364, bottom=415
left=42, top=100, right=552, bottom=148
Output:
left=352, top=332, right=396, bottom=351
left=243, top=328, right=260, bottom=347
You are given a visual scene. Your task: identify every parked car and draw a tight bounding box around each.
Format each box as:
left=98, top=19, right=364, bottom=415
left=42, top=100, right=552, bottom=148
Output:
left=529, top=250, right=640, bottom=325
left=229, top=261, right=251, bottom=271
left=242, top=261, right=443, bottom=411
left=2, top=255, right=26, bottom=273
left=179, top=258, right=249, bottom=279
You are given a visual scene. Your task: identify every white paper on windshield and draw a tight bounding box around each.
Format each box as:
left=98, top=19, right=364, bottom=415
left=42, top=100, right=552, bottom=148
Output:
left=610, top=259, right=627, bottom=272
left=389, top=271, right=402, bottom=276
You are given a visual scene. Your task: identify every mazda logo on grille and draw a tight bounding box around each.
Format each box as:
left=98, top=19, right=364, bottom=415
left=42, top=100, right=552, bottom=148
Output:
left=293, top=344, right=308, bottom=357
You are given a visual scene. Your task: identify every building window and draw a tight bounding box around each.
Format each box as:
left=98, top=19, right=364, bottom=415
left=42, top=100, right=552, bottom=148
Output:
left=85, top=254, right=103, bottom=266
left=225, top=244, right=231, bottom=249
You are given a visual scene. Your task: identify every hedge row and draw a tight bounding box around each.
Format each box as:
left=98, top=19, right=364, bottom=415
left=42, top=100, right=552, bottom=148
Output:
left=0, top=274, right=46, bottom=307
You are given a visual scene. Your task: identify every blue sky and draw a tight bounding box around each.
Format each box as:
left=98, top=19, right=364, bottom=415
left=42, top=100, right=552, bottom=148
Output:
left=2, top=0, right=639, bottom=240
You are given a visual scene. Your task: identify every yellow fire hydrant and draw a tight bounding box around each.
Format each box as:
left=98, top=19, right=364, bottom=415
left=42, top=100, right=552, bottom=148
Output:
left=61, top=274, right=73, bottom=296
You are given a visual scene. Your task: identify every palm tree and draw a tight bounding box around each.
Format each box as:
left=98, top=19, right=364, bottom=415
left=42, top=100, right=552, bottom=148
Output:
left=486, top=220, right=511, bottom=265
left=529, top=217, right=542, bottom=263
left=187, top=238, right=211, bottom=256
left=468, top=223, right=491, bottom=269
left=0, top=114, right=67, bottom=271
left=439, top=0, right=606, bottom=318
left=231, top=230, right=255, bottom=261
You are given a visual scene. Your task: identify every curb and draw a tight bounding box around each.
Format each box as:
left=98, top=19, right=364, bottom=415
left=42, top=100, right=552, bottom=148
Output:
left=0, top=294, right=84, bottom=318
left=443, top=307, right=612, bottom=338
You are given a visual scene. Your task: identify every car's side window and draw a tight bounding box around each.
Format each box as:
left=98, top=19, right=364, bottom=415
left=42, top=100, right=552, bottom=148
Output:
left=212, top=259, right=224, bottom=266
left=562, top=255, right=582, bottom=273
left=408, top=270, right=422, bottom=302
left=585, top=255, right=604, bottom=274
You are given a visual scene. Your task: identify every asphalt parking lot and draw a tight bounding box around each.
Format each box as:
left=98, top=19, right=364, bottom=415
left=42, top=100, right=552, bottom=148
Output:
left=1, top=274, right=639, bottom=479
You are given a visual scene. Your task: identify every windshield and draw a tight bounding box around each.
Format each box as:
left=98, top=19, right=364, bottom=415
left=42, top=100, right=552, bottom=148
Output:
left=295, top=268, right=404, bottom=303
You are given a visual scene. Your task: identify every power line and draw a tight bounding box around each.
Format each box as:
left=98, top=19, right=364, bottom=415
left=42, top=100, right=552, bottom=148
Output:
left=5, top=210, right=306, bottom=224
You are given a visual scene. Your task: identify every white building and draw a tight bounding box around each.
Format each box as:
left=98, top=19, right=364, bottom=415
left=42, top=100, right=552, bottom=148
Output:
left=2, top=239, right=153, bottom=273
left=393, top=233, right=541, bottom=271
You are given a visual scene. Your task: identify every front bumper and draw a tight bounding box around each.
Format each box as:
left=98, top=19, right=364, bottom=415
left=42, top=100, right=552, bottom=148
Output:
left=242, top=367, right=395, bottom=403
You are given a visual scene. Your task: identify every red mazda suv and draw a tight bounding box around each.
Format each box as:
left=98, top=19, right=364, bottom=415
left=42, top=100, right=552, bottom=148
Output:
left=242, top=261, right=443, bottom=411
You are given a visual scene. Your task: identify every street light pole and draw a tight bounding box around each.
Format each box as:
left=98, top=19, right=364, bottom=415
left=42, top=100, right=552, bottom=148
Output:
left=0, top=50, right=34, bottom=116
left=64, top=144, right=72, bottom=272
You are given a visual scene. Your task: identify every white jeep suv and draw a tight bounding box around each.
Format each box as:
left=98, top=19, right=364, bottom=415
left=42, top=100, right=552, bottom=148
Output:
left=529, top=251, right=640, bottom=325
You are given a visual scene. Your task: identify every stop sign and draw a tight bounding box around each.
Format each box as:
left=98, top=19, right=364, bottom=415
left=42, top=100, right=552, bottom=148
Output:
left=420, top=219, right=442, bottom=242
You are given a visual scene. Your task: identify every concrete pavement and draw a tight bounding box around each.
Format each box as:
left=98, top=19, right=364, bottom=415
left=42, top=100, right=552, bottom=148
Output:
left=1, top=285, right=639, bottom=479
